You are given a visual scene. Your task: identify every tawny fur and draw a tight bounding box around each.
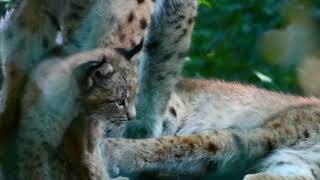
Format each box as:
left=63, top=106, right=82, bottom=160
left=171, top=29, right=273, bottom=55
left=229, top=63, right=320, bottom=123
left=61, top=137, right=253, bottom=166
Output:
left=11, top=47, right=140, bottom=179
left=99, top=1, right=320, bottom=180
left=3, top=0, right=320, bottom=180
left=0, top=0, right=154, bottom=161
left=103, top=79, right=320, bottom=179
left=0, top=0, right=153, bottom=179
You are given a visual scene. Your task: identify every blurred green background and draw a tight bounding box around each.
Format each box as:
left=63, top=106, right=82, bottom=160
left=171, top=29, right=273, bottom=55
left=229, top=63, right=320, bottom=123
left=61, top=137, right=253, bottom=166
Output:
left=186, top=0, right=320, bottom=95
left=2, top=0, right=320, bottom=95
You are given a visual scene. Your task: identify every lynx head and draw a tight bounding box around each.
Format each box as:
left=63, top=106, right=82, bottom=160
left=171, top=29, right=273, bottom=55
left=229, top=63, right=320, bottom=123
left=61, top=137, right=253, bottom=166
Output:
left=81, top=40, right=143, bottom=123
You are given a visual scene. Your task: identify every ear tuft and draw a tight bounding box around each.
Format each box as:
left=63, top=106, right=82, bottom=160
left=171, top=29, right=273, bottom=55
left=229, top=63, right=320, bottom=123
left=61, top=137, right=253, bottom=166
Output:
left=115, top=38, right=144, bottom=61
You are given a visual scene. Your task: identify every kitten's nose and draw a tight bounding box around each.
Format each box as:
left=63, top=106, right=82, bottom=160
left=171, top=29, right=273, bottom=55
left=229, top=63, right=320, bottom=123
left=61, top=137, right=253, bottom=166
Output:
left=127, top=104, right=136, bottom=120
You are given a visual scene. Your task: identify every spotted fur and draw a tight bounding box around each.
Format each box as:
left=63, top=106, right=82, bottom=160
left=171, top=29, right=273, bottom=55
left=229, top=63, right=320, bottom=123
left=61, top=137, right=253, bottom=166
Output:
left=97, top=0, right=320, bottom=179
left=0, top=0, right=154, bottom=158
left=103, top=79, right=320, bottom=179
left=4, top=0, right=320, bottom=179
left=124, top=0, right=198, bottom=138
left=0, top=0, right=153, bottom=179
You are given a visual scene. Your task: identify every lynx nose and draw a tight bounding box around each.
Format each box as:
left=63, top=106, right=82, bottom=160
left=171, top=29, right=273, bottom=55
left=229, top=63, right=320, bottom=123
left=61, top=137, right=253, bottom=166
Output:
left=127, top=104, right=136, bottom=120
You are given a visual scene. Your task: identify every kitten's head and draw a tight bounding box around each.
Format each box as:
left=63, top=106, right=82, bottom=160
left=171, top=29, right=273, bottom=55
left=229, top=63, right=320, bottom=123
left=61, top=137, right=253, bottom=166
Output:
left=81, top=41, right=142, bottom=123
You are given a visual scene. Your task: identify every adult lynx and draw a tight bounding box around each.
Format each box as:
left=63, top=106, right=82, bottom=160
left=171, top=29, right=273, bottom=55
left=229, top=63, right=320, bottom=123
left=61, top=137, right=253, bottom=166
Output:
left=104, top=0, right=320, bottom=179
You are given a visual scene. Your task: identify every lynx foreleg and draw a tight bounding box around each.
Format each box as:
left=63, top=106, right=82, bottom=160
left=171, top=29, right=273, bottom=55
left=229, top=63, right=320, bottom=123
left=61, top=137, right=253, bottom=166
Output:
left=103, top=130, right=273, bottom=178
left=105, top=105, right=320, bottom=178
left=124, top=0, right=198, bottom=138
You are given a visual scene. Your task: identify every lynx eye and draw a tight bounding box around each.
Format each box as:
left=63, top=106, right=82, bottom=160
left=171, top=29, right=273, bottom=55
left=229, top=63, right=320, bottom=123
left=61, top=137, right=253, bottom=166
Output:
left=115, top=99, right=126, bottom=108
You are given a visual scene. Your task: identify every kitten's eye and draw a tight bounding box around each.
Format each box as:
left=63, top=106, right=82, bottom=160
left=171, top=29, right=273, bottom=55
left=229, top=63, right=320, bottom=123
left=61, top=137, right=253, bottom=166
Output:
left=115, top=99, right=126, bottom=108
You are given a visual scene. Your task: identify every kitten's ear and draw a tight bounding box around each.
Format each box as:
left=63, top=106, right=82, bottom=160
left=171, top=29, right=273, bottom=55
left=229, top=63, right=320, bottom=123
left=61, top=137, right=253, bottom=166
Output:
left=83, top=58, right=114, bottom=89
left=115, top=38, right=144, bottom=61
left=74, top=60, right=102, bottom=81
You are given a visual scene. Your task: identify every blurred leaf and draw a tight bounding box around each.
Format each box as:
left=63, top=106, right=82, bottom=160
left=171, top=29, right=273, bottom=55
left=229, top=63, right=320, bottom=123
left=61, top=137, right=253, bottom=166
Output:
left=254, top=71, right=273, bottom=83
left=198, top=0, right=213, bottom=7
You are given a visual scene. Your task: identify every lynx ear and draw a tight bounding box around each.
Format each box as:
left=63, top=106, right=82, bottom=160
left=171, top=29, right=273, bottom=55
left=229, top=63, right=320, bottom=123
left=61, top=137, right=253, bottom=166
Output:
left=115, top=38, right=144, bottom=61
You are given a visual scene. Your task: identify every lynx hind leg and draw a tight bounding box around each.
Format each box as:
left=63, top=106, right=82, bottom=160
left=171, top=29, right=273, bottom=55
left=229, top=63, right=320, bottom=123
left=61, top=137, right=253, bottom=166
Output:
left=125, top=0, right=198, bottom=138
left=244, top=149, right=320, bottom=180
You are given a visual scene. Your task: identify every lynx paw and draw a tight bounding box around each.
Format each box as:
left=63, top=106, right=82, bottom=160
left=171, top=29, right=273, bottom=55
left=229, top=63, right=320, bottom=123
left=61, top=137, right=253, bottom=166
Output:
left=103, top=138, right=144, bottom=178
left=103, top=139, right=130, bottom=177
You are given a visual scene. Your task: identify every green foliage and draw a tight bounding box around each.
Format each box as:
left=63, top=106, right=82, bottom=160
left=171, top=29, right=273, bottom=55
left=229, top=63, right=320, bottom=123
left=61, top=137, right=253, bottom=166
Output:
left=185, top=0, right=320, bottom=94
